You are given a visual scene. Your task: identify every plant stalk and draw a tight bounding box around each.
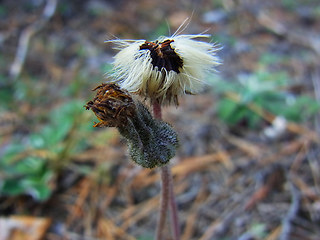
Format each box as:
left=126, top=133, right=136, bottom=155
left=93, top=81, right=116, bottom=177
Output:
left=153, top=102, right=180, bottom=240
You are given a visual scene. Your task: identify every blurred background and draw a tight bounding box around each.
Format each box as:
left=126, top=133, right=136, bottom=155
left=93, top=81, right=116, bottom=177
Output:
left=1, top=0, right=320, bottom=239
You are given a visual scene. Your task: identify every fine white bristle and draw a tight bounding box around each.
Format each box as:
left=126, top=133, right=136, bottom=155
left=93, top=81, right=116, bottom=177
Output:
left=107, top=34, right=221, bottom=105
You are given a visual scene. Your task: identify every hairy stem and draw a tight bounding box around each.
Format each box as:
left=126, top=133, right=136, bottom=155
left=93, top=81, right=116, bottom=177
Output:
left=156, top=164, right=170, bottom=240
left=169, top=178, right=180, bottom=240
left=153, top=102, right=180, bottom=240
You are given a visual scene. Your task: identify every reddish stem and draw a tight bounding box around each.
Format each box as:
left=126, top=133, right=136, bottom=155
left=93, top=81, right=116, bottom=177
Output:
left=153, top=102, right=180, bottom=240
left=153, top=101, right=162, bottom=119
left=169, top=180, right=180, bottom=240
left=156, top=165, right=170, bottom=240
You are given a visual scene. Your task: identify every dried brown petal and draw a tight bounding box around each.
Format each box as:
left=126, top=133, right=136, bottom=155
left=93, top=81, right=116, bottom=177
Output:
left=85, top=83, right=136, bottom=128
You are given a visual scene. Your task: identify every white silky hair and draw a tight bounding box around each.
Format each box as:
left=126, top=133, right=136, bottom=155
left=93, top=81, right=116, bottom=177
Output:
left=107, top=34, right=220, bottom=105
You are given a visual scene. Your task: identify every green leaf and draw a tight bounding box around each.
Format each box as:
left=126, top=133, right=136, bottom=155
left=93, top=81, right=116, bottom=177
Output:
left=29, top=133, right=46, bottom=148
left=13, top=157, right=45, bottom=175
left=212, top=67, right=319, bottom=128
left=28, top=183, right=52, bottom=201
left=282, top=96, right=320, bottom=122
left=0, top=154, right=53, bottom=201
left=231, top=107, right=251, bottom=125
left=249, top=223, right=267, bottom=238
left=0, top=143, right=26, bottom=165
left=30, top=100, right=87, bottom=149
left=41, top=120, right=72, bottom=146
left=137, top=236, right=153, bottom=240
left=217, top=98, right=239, bottom=121
left=0, top=179, right=25, bottom=196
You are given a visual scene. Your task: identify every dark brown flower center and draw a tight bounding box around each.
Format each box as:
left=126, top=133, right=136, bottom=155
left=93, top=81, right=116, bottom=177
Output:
left=139, top=39, right=183, bottom=73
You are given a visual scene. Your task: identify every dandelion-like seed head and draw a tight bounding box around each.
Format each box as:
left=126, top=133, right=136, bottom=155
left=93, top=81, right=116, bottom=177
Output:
left=108, top=34, right=220, bottom=105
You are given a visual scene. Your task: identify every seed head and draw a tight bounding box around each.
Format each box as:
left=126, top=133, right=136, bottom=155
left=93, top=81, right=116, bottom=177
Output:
left=107, top=34, right=220, bottom=105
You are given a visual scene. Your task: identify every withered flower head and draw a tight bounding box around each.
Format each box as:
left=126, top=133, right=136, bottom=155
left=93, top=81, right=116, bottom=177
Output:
left=107, top=34, right=220, bottom=105
left=84, top=83, right=136, bottom=128
left=85, top=83, right=178, bottom=168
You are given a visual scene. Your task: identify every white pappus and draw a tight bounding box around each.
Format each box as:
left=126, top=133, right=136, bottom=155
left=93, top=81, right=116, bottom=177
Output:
left=106, top=33, right=221, bottom=105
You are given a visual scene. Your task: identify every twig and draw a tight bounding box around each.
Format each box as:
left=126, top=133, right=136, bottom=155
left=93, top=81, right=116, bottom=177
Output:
left=245, top=165, right=285, bottom=210
left=199, top=210, right=238, bottom=240
left=181, top=183, right=207, bottom=240
left=280, top=181, right=301, bottom=240
left=121, top=196, right=159, bottom=231
left=265, top=226, right=282, bottom=240
left=257, top=10, right=320, bottom=56
left=311, top=66, right=320, bottom=136
left=9, top=0, right=57, bottom=79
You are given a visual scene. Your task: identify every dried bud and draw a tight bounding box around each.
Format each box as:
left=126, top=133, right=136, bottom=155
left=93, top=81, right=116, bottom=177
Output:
left=84, top=83, right=136, bottom=128
left=85, top=83, right=179, bottom=168
left=120, top=102, right=179, bottom=168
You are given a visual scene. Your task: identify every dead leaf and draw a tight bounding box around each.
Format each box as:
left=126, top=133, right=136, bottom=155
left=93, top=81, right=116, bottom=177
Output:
left=0, top=216, right=51, bottom=240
